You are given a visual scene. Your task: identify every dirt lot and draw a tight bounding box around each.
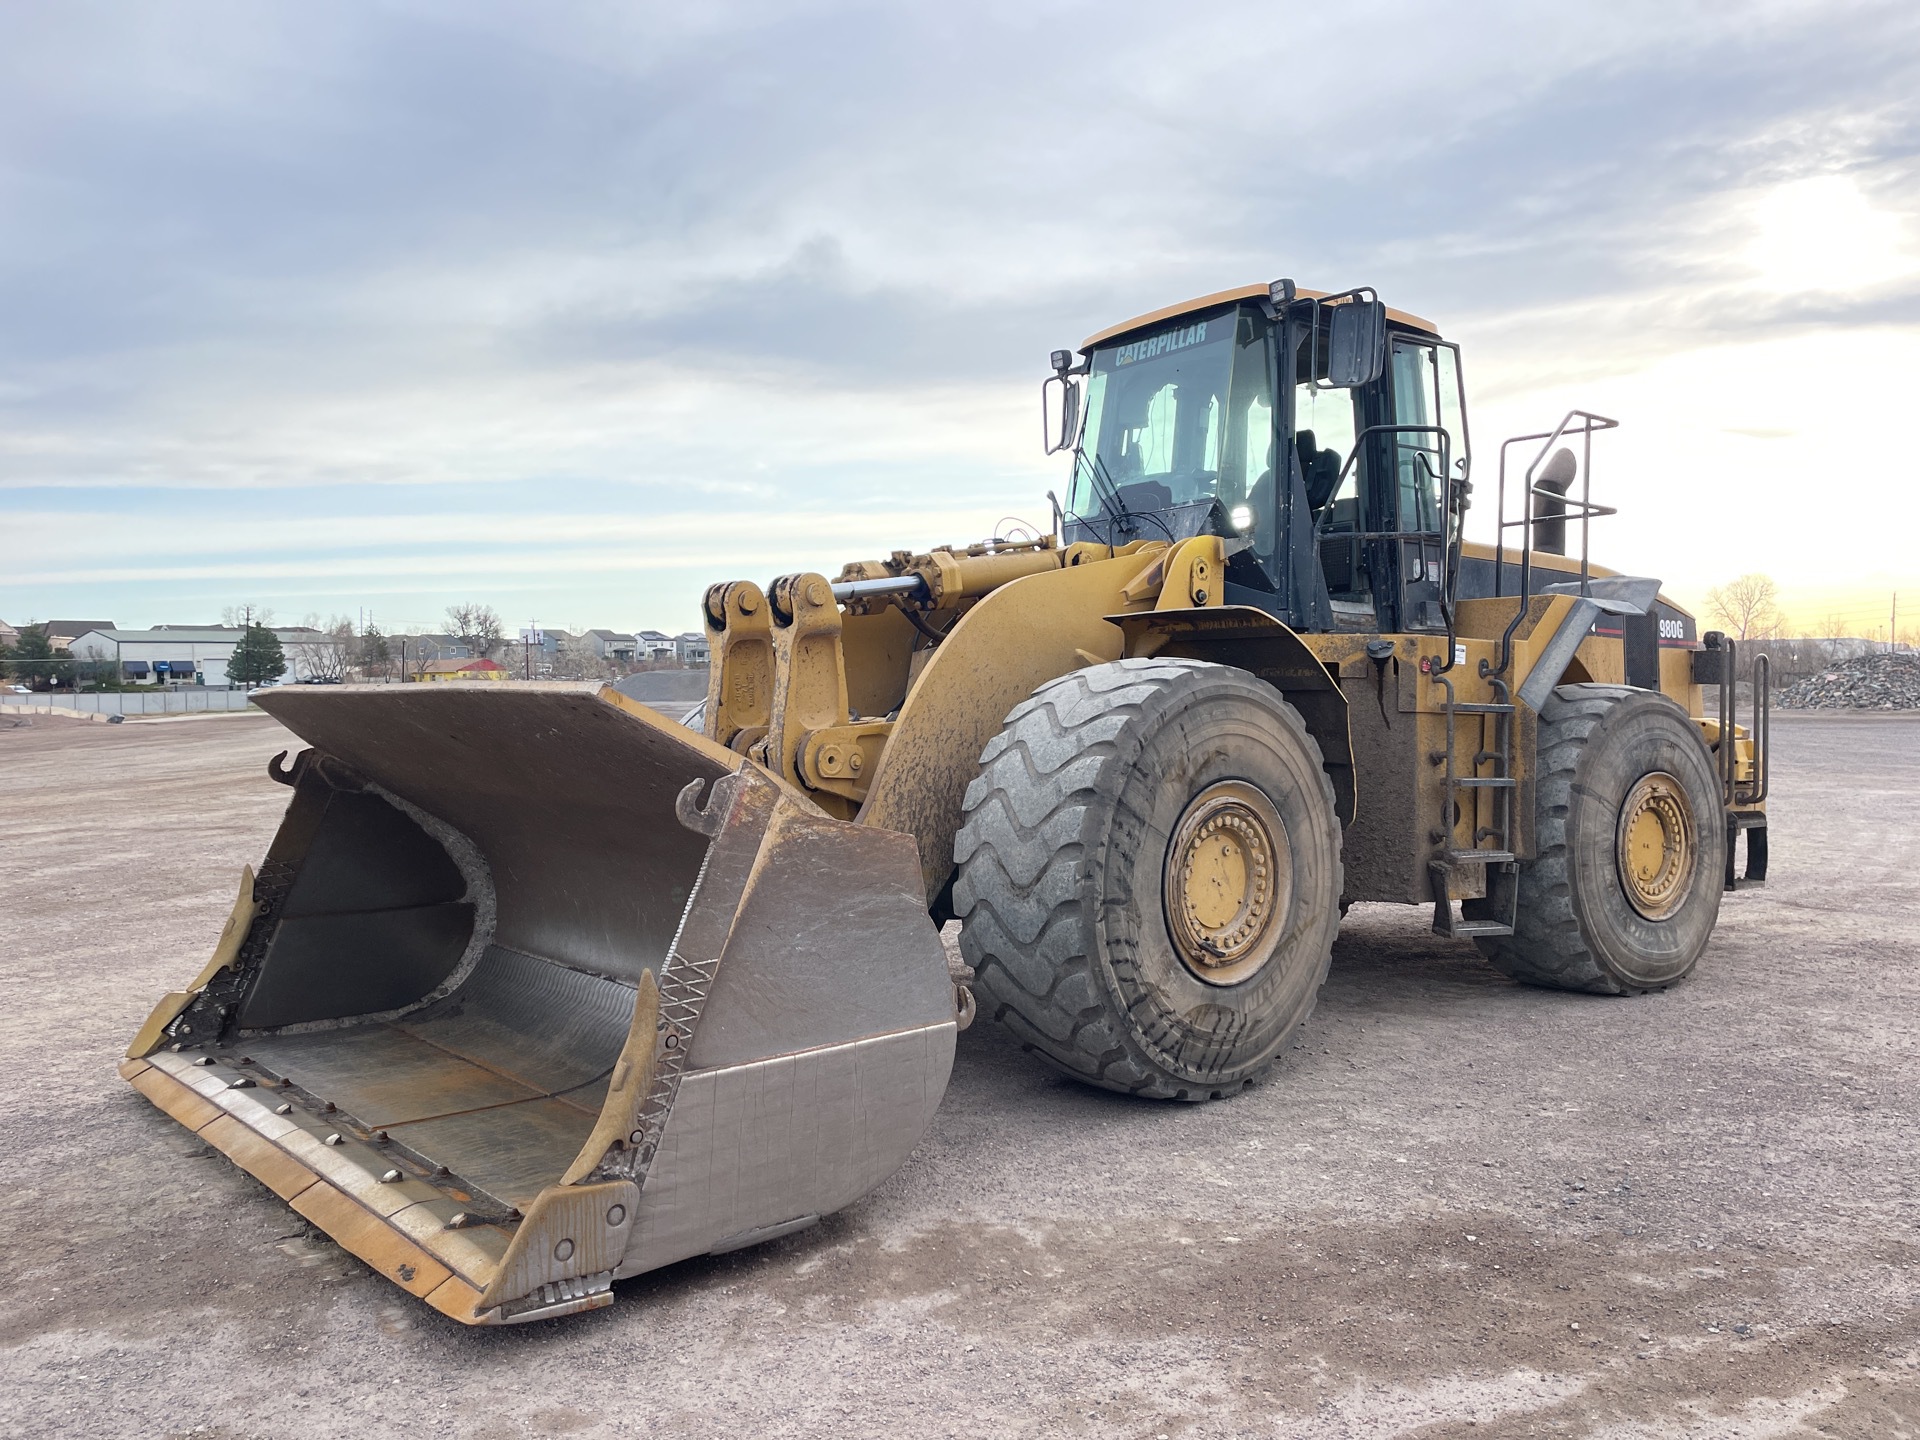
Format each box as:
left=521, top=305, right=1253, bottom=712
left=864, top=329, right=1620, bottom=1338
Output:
left=1, top=709, right=1915, bottom=1438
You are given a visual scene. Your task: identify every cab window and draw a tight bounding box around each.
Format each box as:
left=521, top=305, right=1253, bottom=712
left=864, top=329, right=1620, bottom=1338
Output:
left=1388, top=340, right=1464, bottom=535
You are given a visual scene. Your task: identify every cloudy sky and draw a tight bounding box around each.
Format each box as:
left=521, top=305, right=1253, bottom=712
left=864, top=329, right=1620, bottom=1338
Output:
left=3, top=0, right=1917, bottom=639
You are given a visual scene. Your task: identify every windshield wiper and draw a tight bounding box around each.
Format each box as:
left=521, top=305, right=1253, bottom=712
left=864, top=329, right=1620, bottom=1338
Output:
left=1073, top=449, right=1137, bottom=539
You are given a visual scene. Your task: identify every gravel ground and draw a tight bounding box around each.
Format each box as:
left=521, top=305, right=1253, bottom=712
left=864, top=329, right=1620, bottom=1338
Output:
left=1, top=709, right=1915, bottom=1439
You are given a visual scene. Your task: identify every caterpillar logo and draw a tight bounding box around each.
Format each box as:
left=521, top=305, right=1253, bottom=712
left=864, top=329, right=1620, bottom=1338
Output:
left=1115, top=319, right=1211, bottom=366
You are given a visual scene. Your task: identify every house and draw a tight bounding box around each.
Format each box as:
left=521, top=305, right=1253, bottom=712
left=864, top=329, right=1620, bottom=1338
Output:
left=67, top=626, right=320, bottom=686
left=675, top=632, right=710, bottom=665
left=637, top=630, right=678, bottom=662
left=0, top=619, right=17, bottom=650
left=517, top=628, right=576, bottom=659
left=583, top=629, right=639, bottom=662
left=412, top=658, right=509, bottom=683
left=43, top=620, right=117, bottom=651
left=408, top=633, right=475, bottom=664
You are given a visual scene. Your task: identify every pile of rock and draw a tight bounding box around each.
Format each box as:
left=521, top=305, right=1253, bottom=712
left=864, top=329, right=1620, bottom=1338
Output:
left=1776, top=652, right=1920, bottom=710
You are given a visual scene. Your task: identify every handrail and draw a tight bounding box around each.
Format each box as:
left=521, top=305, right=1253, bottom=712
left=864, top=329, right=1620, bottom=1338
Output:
left=1720, top=645, right=1771, bottom=807
left=1489, top=410, right=1619, bottom=681
left=1747, top=653, right=1770, bottom=804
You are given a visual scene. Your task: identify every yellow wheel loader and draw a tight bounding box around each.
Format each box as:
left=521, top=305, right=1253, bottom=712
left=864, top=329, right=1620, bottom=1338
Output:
left=123, top=280, right=1771, bottom=1324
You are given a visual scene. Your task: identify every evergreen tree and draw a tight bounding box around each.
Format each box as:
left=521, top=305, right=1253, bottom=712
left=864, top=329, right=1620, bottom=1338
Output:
left=228, top=623, right=287, bottom=689
left=357, top=623, right=392, bottom=676
left=1, top=624, right=68, bottom=687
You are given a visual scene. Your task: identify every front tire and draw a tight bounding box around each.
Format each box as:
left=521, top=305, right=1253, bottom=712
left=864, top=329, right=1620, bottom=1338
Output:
left=953, top=659, right=1343, bottom=1100
left=1467, top=683, right=1725, bottom=994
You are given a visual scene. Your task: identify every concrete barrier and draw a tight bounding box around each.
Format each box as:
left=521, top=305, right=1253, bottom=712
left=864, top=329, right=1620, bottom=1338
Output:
left=4, top=689, right=255, bottom=717
left=1, top=702, right=115, bottom=724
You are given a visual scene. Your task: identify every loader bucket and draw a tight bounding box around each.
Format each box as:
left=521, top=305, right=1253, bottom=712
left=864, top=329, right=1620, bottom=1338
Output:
left=121, top=682, right=957, bottom=1324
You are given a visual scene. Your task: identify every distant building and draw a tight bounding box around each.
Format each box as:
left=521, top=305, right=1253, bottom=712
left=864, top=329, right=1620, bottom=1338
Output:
left=67, top=626, right=318, bottom=686
left=0, top=619, right=17, bottom=650
left=675, top=632, right=710, bottom=664
left=412, top=658, right=509, bottom=683
left=637, top=630, right=678, bottom=662
left=43, top=620, right=117, bottom=651
left=407, top=633, right=475, bottom=663
left=584, top=629, right=639, bottom=662
left=517, top=628, right=576, bottom=659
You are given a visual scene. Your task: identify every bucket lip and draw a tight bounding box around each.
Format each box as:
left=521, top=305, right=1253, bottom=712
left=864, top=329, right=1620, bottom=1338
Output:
left=252, top=680, right=778, bottom=804
left=121, top=1049, right=525, bottom=1324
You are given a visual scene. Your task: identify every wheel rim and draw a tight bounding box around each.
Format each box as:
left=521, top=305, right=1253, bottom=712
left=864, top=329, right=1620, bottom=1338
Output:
left=1163, top=780, right=1293, bottom=986
left=1615, top=771, right=1697, bottom=921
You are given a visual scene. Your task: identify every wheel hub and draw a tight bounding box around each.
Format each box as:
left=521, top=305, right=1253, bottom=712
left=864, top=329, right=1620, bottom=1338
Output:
left=1616, top=771, right=1696, bottom=921
left=1164, top=780, right=1292, bottom=986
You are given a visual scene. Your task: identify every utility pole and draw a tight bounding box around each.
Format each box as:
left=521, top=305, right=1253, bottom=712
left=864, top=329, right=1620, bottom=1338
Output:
left=1893, top=593, right=1899, bottom=654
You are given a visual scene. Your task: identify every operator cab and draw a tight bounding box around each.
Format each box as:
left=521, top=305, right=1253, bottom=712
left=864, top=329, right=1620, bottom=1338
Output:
left=1048, top=282, right=1469, bottom=636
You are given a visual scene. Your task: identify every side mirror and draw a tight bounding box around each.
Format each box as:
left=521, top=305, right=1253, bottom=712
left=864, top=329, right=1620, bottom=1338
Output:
left=1042, top=374, right=1082, bottom=455
left=1325, top=300, right=1387, bottom=388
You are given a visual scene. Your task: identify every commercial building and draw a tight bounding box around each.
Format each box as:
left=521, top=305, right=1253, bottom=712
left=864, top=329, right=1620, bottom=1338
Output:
left=67, top=627, right=320, bottom=686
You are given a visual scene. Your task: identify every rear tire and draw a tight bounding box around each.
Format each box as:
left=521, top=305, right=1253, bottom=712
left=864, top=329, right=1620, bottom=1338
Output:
left=954, top=659, right=1343, bottom=1099
left=1466, top=683, right=1724, bottom=994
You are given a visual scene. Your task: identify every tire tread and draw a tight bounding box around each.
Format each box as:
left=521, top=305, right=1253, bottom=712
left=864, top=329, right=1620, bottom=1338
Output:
left=1468, top=683, right=1693, bottom=995
left=955, top=658, right=1340, bottom=1098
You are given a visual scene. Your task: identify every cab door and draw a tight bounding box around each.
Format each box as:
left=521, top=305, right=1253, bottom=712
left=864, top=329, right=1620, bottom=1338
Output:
left=1365, top=335, right=1467, bottom=633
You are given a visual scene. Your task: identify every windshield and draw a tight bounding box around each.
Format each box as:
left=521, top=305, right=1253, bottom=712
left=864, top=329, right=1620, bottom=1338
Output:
left=1067, top=307, right=1273, bottom=539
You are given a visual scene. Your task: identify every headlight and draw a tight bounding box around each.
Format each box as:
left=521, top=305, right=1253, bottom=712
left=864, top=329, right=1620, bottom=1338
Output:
left=1229, top=505, right=1253, bottom=532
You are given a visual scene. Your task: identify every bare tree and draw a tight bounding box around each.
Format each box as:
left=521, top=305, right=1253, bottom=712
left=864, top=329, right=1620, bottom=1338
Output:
left=1705, top=574, right=1781, bottom=641
left=288, top=616, right=357, bottom=682
left=220, top=604, right=277, bottom=628
left=549, top=633, right=612, bottom=681
left=446, top=603, right=504, bottom=659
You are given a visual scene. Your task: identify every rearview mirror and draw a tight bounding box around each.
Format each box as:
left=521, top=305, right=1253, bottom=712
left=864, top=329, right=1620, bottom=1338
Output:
left=1325, top=300, right=1387, bottom=388
left=1042, top=374, right=1082, bottom=455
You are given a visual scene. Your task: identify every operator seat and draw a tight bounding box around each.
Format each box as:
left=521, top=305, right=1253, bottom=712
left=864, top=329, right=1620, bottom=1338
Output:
left=1298, top=429, right=1343, bottom=513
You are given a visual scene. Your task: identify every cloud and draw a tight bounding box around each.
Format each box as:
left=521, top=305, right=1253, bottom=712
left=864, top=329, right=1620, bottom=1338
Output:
left=1, top=0, right=1917, bottom=628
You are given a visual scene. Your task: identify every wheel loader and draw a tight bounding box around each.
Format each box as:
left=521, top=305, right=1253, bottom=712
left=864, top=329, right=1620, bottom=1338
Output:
left=122, top=280, right=1771, bottom=1324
